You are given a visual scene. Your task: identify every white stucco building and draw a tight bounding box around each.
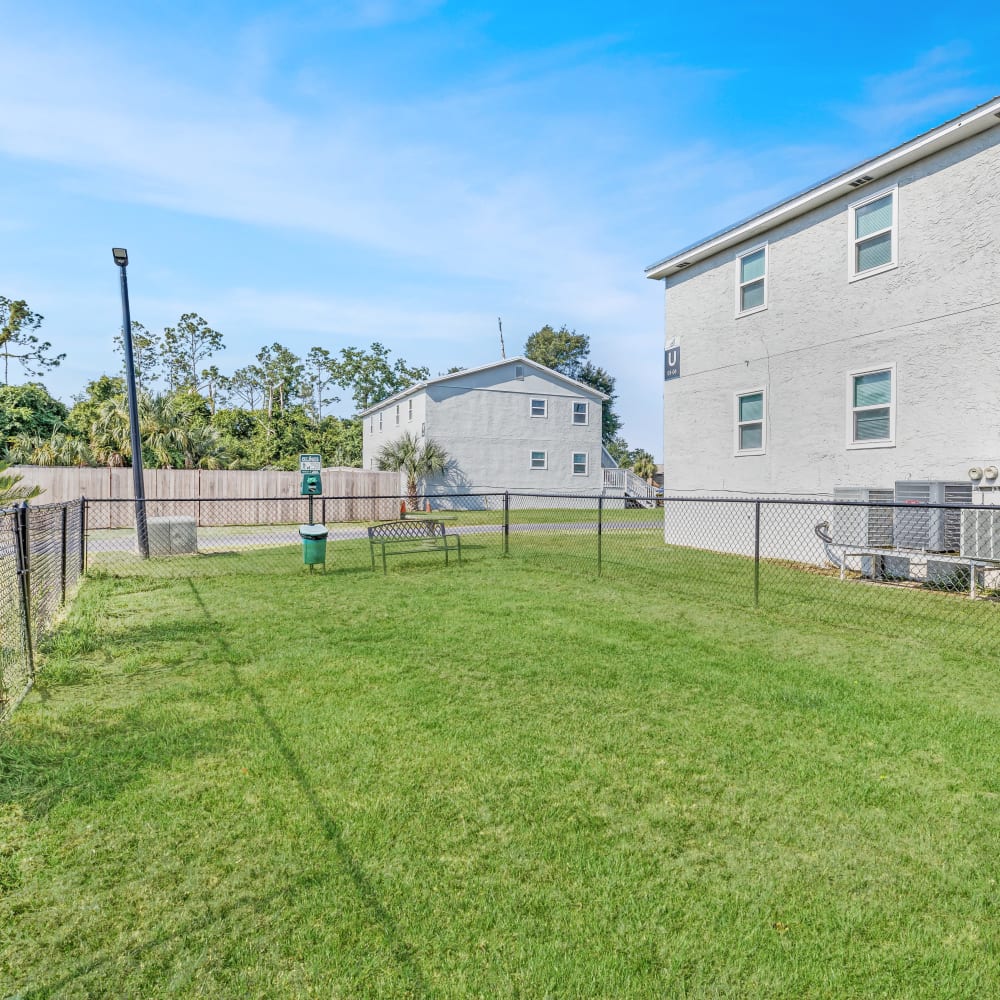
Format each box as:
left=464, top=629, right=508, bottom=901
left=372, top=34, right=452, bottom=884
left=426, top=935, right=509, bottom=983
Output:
left=360, top=358, right=609, bottom=497
left=645, top=96, right=1000, bottom=500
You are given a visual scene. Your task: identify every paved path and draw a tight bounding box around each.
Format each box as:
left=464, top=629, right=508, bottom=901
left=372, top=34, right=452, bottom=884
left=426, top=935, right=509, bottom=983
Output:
left=87, top=519, right=662, bottom=554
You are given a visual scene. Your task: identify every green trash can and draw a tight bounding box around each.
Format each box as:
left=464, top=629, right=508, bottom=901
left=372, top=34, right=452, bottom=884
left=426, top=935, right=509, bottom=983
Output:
left=299, top=524, right=329, bottom=568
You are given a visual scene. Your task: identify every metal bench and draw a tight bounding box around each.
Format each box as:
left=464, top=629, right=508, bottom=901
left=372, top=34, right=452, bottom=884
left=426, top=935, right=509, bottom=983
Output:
left=367, top=519, right=462, bottom=574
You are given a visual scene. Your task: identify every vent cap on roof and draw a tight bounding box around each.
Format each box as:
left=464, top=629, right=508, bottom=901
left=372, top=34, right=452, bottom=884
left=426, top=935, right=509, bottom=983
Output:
left=849, top=174, right=874, bottom=188
left=675, top=261, right=692, bottom=269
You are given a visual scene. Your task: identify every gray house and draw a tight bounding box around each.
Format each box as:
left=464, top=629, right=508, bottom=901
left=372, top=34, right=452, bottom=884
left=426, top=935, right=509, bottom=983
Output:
left=645, top=95, right=1000, bottom=500
left=360, top=357, right=609, bottom=497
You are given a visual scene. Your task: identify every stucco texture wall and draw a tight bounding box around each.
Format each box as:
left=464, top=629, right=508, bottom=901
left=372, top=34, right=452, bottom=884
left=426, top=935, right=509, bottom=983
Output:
left=661, top=127, right=1000, bottom=497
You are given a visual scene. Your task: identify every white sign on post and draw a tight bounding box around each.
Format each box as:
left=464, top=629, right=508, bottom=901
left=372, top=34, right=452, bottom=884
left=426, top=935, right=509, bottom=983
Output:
left=299, top=454, right=322, bottom=473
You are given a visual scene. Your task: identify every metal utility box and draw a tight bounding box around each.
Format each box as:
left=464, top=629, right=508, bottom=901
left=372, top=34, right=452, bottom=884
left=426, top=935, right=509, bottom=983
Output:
left=893, top=480, right=973, bottom=552
left=298, top=523, right=329, bottom=568
left=960, top=507, right=1000, bottom=560
left=146, top=516, right=198, bottom=556
left=831, top=487, right=894, bottom=547
left=301, top=472, right=322, bottom=496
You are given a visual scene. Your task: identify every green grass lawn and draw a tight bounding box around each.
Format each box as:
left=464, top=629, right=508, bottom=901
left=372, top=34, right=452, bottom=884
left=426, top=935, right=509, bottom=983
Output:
left=2, top=542, right=999, bottom=997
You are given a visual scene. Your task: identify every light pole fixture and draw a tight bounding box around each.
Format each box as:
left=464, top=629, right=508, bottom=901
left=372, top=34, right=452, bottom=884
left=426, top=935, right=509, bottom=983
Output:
left=112, top=247, right=149, bottom=559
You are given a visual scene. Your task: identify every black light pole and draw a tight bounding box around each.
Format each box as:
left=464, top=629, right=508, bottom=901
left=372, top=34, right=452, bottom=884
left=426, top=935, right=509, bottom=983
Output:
left=112, top=248, right=149, bottom=559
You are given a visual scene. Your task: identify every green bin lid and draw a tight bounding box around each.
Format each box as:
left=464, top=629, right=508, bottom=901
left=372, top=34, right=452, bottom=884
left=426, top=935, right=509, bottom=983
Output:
left=298, top=524, right=329, bottom=539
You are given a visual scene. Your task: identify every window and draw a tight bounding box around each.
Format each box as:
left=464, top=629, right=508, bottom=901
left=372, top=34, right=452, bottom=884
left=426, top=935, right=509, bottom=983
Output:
left=849, top=187, right=897, bottom=279
left=572, top=452, right=588, bottom=475
left=572, top=401, right=588, bottom=424
left=735, top=390, right=765, bottom=455
left=378, top=412, right=382, bottom=431
left=530, top=398, right=547, bottom=418
left=395, top=404, right=400, bottom=425
left=515, top=365, right=525, bottom=380
left=408, top=399, right=413, bottom=420
left=736, top=245, right=767, bottom=315
left=848, top=366, right=895, bottom=447
left=530, top=450, right=547, bottom=470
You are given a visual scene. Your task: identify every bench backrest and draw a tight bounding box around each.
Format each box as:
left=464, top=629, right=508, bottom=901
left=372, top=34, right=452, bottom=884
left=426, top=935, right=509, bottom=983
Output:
left=368, top=519, right=445, bottom=541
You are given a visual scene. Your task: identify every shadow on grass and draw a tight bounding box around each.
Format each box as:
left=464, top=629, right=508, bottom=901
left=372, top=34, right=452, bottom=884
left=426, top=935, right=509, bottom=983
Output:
left=186, top=579, right=428, bottom=997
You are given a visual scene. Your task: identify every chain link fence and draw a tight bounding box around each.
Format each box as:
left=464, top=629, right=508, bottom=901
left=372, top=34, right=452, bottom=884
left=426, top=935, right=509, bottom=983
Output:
left=4, top=491, right=997, bottom=724
left=81, top=492, right=1000, bottom=641
left=0, top=499, right=86, bottom=723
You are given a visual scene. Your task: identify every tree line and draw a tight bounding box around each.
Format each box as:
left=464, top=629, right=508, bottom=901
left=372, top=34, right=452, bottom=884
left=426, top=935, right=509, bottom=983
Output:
left=0, top=294, right=653, bottom=476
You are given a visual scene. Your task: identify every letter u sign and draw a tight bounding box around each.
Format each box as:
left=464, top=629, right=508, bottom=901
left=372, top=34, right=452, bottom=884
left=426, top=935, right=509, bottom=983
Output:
left=664, top=347, right=681, bottom=381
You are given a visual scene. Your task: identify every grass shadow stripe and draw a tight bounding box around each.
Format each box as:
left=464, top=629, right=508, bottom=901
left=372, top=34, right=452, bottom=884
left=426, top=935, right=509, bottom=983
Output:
left=185, top=578, right=430, bottom=999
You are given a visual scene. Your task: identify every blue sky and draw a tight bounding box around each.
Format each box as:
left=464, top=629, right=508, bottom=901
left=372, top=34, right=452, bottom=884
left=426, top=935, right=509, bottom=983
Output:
left=1, top=1, right=998, bottom=457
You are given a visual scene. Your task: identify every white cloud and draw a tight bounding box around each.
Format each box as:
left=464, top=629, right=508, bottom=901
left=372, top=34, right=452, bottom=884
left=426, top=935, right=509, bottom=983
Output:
left=833, top=44, right=984, bottom=137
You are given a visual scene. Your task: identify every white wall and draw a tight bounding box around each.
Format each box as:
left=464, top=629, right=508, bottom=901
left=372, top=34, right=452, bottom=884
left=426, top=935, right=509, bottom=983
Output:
left=362, top=362, right=605, bottom=494
left=660, top=125, right=1000, bottom=497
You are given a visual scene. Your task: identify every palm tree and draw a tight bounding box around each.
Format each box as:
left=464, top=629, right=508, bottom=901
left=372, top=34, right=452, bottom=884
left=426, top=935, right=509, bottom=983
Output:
left=91, top=397, right=132, bottom=467
left=181, top=423, right=228, bottom=470
left=0, top=459, right=41, bottom=505
left=375, top=432, right=449, bottom=511
left=632, top=454, right=656, bottom=486
left=6, top=426, right=95, bottom=467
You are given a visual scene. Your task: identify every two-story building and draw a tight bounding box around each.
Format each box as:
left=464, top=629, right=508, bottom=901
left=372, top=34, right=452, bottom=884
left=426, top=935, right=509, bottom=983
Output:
left=360, top=357, right=609, bottom=498
left=645, top=95, right=1000, bottom=500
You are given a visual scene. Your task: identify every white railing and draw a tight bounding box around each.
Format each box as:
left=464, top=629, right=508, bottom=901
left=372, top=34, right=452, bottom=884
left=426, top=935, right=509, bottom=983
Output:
left=603, top=468, right=658, bottom=500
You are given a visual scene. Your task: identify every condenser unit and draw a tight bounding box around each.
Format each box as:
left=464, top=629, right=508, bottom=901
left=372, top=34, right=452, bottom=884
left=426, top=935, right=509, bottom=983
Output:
left=893, top=480, right=973, bottom=552
left=831, top=487, right=894, bottom=547
left=960, top=507, right=1000, bottom=560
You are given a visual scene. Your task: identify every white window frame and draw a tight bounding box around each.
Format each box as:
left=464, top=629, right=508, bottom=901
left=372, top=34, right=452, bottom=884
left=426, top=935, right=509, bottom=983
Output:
left=530, top=398, right=547, bottom=418
left=530, top=450, right=547, bottom=470
left=846, top=364, right=896, bottom=449
left=734, top=388, right=766, bottom=456
left=735, top=243, right=768, bottom=317
left=572, top=401, right=589, bottom=425
left=848, top=185, right=898, bottom=282
left=572, top=452, right=588, bottom=475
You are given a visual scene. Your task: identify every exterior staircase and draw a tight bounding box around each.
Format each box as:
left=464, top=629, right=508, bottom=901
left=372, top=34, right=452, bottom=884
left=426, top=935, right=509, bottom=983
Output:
left=602, top=468, right=659, bottom=507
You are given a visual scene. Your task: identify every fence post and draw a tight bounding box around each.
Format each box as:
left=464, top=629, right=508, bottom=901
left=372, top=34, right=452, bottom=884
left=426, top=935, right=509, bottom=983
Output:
left=79, top=497, right=88, bottom=577
left=597, top=495, right=603, bottom=577
left=322, top=496, right=327, bottom=524
left=503, top=492, right=510, bottom=556
left=14, top=503, right=34, bottom=679
left=753, top=500, right=761, bottom=608
left=60, top=503, right=68, bottom=605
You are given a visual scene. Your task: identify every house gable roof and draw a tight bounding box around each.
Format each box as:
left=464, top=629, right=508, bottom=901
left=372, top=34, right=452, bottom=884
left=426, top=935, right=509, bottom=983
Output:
left=358, top=356, right=609, bottom=416
left=645, top=95, right=1000, bottom=280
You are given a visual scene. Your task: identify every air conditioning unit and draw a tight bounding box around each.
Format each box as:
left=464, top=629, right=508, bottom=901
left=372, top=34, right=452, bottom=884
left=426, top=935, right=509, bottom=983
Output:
left=893, top=480, right=973, bottom=551
left=832, top=487, right=894, bottom=546
left=960, top=507, right=1000, bottom=560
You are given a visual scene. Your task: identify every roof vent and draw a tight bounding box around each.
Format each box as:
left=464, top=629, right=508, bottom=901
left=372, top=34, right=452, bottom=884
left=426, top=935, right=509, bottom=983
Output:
left=675, top=261, right=692, bottom=270
left=849, top=174, right=874, bottom=188
left=994, top=110, right=1000, bottom=119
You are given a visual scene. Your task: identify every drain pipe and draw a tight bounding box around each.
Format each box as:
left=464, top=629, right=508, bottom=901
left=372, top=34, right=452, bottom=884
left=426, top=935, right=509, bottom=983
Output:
left=814, top=521, right=846, bottom=570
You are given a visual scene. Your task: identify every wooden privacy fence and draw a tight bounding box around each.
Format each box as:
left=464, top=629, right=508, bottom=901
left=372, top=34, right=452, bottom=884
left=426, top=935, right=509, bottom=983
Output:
left=11, top=467, right=401, bottom=529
